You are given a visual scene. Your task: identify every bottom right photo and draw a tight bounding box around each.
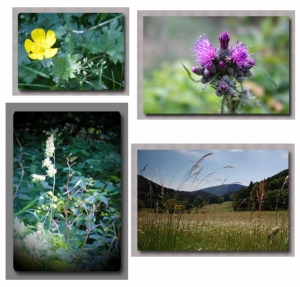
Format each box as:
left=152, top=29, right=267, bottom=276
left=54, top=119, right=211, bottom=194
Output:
left=132, top=145, right=294, bottom=254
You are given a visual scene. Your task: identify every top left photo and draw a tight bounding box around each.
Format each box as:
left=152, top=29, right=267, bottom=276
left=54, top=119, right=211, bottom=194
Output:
left=17, top=12, right=125, bottom=91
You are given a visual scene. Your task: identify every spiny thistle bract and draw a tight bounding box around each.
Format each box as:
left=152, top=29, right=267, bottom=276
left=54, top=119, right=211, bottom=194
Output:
left=184, top=31, right=276, bottom=114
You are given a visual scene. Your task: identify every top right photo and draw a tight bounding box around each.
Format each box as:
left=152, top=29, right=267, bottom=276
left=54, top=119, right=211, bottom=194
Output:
left=143, top=16, right=290, bottom=115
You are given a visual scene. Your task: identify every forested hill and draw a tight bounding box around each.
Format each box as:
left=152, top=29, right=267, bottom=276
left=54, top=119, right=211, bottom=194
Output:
left=195, top=184, right=247, bottom=196
left=138, top=174, right=215, bottom=206
left=232, top=169, right=289, bottom=211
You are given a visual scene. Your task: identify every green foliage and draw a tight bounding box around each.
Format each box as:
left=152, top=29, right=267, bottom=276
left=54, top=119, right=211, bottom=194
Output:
left=53, top=54, right=81, bottom=81
left=18, top=13, right=124, bottom=90
left=194, top=196, right=204, bottom=208
left=13, top=112, right=121, bottom=271
left=138, top=199, right=145, bottom=211
left=232, top=169, right=289, bottom=211
left=218, top=197, right=225, bottom=204
left=81, top=18, right=124, bottom=65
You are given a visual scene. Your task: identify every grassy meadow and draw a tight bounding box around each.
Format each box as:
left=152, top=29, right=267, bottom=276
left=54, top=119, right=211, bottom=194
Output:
left=138, top=202, right=289, bottom=251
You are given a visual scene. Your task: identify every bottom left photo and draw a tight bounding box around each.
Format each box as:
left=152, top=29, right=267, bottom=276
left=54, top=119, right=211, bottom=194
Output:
left=12, top=111, right=121, bottom=271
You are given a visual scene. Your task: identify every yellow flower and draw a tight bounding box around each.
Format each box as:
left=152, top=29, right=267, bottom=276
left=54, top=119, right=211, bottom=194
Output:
left=25, top=29, right=58, bottom=60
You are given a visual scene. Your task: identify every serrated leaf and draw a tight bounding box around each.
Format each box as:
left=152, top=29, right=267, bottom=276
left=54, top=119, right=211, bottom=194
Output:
left=102, top=18, right=122, bottom=46
left=107, top=45, right=124, bottom=64
left=53, top=54, right=80, bottom=81
left=54, top=25, right=67, bottom=38
left=81, top=42, right=106, bottom=54
left=37, top=13, right=60, bottom=28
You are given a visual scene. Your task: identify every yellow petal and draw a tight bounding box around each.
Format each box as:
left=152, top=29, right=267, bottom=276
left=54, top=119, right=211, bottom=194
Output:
left=44, top=48, right=58, bottom=58
left=46, top=30, right=56, bottom=48
left=31, top=29, right=45, bottom=45
left=24, top=39, right=37, bottom=53
left=28, top=53, right=44, bottom=60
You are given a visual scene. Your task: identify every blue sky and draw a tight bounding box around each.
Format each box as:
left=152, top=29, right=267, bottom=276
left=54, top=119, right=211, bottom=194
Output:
left=138, top=150, right=289, bottom=191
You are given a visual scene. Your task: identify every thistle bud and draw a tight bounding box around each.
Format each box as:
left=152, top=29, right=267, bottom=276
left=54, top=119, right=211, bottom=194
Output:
left=219, top=61, right=225, bottom=68
left=219, top=31, right=230, bottom=49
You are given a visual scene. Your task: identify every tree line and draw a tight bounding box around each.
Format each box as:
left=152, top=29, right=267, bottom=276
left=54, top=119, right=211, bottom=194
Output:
left=231, top=169, right=289, bottom=211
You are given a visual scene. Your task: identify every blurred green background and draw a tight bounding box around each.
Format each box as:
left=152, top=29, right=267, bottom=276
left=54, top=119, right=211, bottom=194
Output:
left=143, top=16, right=289, bottom=114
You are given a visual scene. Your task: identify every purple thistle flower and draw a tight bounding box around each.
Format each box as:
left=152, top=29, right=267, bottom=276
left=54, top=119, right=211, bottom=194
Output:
left=219, top=31, right=230, bottom=49
left=231, top=41, right=254, bottom=70
left=192, top=35, right=216, bottom=69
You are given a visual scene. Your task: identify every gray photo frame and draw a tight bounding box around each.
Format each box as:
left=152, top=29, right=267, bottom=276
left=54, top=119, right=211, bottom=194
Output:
left=131, top=143, right=295, bottom=257
left=137, top=10, right=295, bottom=119
left=7, top=103, right=128, bottom=280
left=13, top=7, right=129, bottom=95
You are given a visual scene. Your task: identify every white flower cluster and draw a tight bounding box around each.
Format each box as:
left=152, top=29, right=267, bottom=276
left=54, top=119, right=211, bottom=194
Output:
left=42, top=157, right=52, bottom=168
left=46, top=164, right=57, bottom=178
left=45, top=134, right=55, bottom=158
left=43, top=134, right=57, bottom=177
left=32, top=174, right=46, bottom=182
left=32, top=134, right=57, bottom=182
left=43, top=135, right=57, bottom=177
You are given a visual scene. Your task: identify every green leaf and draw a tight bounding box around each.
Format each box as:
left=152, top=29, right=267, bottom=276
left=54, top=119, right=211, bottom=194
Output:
left=37, top=13, right=60, bottom=28
left=81, top=42, right=106, bottom=54
left=56, top=247, right=72, bottom=262
left=107, top=31, right=124, bottom=64
left=55, top=25, right=67, bottom=38
left=69, top=148, right=90, bottom=157
left=18, top=83, right=63, bottom=90
left=18, top=43, right=30, bottom=65
left=18, top=61, right=42, bottom=84
left=105, top=184, right=116, bottom=192
left=14, top=196, right=41, bottom=217
left=181, top=62, right=202, bottom=83
left=53, top=54, right=81, bottom=81
left=19, top=194, right=32, bottom=200
left=89, top=234, right=102, bottom=240
left=253, top=67, right=278, bottom=88
left=19, top=65, right=50, bottom=79
left=107, top=44, right=124, bottom=64
left=102, top=18, right=122, bottom=46
left=94, top=180, right=105, bottom=189
left=98, top=196, right=108, bottom=206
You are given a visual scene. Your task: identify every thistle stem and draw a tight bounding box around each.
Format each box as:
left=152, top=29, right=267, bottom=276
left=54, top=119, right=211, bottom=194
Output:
left=228, top=95, right=233, bottom=114
left=237, top=83, right=244, bottom=114
left=221, top=95, right=226, bottom=114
